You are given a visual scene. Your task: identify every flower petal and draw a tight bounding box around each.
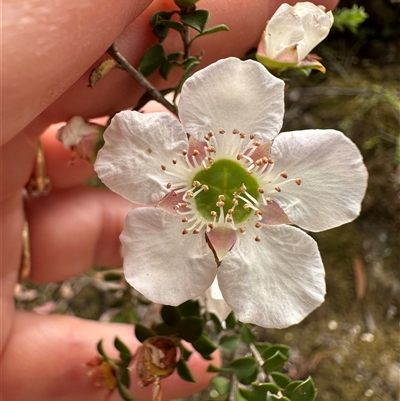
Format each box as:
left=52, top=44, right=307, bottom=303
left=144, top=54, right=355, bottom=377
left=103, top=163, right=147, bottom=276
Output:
left=260, top=200, right=291, bottom=226
left=269, top=129, right=368, bottom=232
left=264, top=4, right=304, bottom=61
left=121, top=207, right=217, bottom=305
left=179, top=58, right=284, bottom=143
left=294, top=3, right=333, bottom=60
left=218, top=225, right=325, bottom=328
left=202, top=278, right=231, bottom=321
left=206, top=227, right=237, bottom=262
left=94, top=111, right=188, bottom=204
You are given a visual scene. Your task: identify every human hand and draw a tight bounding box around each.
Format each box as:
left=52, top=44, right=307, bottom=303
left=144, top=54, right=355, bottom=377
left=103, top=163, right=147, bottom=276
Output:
left=1, top=1, right=338, bottom=400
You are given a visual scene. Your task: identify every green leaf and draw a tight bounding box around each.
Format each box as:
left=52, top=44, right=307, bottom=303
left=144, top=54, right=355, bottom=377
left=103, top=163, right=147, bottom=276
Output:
left=161, top=305, right=181, bottom=326
left=180, top=343, right=193, bottom=361
left=150, top=11, right=172, bottom=42
left=209, top=312, right=223, bottom=333
left=219, top=334, right=241, bottom=352
left=192, top=332, right=218, bottom=356
left=167, top=52, right=182, bottom=61
left=238, top=388, right=256, bottom=401
left=180, top=10, right=209, bottom=33
left=96, top=340, right=108, bottom=360
left=177, top=317, right=203, bottom=342
left=207, top=364, right=231, bottom=374
left=271, top=371, right=291, bottom=388
left=225, top=311, right=236, bottom=329
left=157, top=19, right=185, bottom=33
left=266, top=393, right=290, bottom=401
left=179, top=300, right=201, bottom=317
left=252, top=383, right=280, bottom=398
left=138, top=44, right=166, bottom=77
left=120, top=367, right=130, bottom=388
left=290, top=377, right=317, bottom=401
left=212, top=376, right=230, bottom=396
left=229, top=357, right=257, bottom=381
left=134, top=324, right=156, bottom=343
left=262, top=350, right=288, bottom=374
left=114, top=337, right=132, bottom=365
left=159, top=60, right=173, bottom=80
left=114, top=337, right=131, bottom=356
left=194, top=24, right=229, bottom=40
left=240, top=324, right=256, bottom=344
left=177, top=358, right=196, bottom=382
left=154, top=322, right=179, bottom=336
left=261, top=344, right=291, bottom=360
left=116, top=380, right=134, bottom=401
left=284, top=381, right=304, bottom=397
left=150, top=10, right=172, bottom=28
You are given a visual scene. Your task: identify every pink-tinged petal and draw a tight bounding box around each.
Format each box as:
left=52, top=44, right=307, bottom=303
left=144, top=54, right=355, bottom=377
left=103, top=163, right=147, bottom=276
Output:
left=121, top=207, right=217, bottom=306
left=179, top=58, right=284, bottom=143
left=259, top=200, right=291, bottom=226
left=218, top=225, right=326, bottom=328
left=95, top=111, right=188, bottom=204
left=157, top=191, right=187, bottom=215
left=248, top=142, right=272, bottom=164
left=269, top=129, right=368, bottom=232
left=187, top=136, right=207, bottom=168
left=201, top=279, right=231, bottom=321
left=206, top=227, right=237, bottom=262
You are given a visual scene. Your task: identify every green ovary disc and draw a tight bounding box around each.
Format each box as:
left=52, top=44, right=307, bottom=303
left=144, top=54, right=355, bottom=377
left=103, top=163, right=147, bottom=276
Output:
left=193, top=159, right=260, bottom=223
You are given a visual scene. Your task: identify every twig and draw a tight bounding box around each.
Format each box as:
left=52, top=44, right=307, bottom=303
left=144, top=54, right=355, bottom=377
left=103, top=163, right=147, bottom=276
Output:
left=108, top=44, right=178, bottom=116
left=249, top=343, right=268, bottom=382
left=228, top=375, right=238, bottom=401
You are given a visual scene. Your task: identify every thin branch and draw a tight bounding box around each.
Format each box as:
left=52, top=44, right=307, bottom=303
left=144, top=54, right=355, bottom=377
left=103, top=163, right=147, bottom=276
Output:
left=108, top=44, right=178, bottom=116
left=228, top=375, right=238, bottom=401
left=249, top=343, right=268, bottom=382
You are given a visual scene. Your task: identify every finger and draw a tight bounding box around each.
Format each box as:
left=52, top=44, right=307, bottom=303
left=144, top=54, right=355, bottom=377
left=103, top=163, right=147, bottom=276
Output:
left=41, top=0, right=338, bottom=126
left=25, top=187, right=132, bottom=283
left=4, top=0, right=339, bottom=142
left=2, top=311, right=219, bottom=401
left=3, top=0, right=154, bottom=143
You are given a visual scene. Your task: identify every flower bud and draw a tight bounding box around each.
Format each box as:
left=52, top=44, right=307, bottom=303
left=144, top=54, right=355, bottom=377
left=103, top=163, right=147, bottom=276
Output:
left=135, top=337, right=178, bottom=386
left=57, top=116, right=104, bottom=163
left=256, top=2, right=333, bottom=72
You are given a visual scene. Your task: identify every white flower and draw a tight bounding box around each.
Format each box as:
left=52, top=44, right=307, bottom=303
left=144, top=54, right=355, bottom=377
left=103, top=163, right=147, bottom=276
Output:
left=94, top=58, right=367, bottom=328
left=57, top=116, right=104, bottom=162
left=256, top=2, right=334, bottom=72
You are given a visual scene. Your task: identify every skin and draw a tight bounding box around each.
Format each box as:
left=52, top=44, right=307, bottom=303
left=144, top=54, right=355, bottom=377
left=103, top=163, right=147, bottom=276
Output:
left=1, top=0, right=338, bottom=400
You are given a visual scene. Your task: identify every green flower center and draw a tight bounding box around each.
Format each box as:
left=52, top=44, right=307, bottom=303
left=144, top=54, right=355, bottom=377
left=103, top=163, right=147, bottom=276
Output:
left=192, top=159, right=260, bottom=223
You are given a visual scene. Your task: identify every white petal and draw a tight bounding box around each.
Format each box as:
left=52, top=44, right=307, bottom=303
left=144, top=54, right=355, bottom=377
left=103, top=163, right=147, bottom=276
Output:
left=218, top=225, right=326, bottom=328
left=295, top=4, right=333, bottom=60
left=57, top=116, right=102, bottom=148
left=179, top=58, right=284, bottom=143
left=201, top=278, right=231, bottom=321
left=265, top=4, right=304, bottom=60
left=269, top=129, right=368, bottom=232
left=94, top=111, right=188, bottom=204
left=121, top=207, right=217, bottom=305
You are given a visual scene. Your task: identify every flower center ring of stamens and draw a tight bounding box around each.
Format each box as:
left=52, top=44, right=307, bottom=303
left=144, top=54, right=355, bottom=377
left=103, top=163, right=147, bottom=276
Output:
left=192, top=159, right=260, bottom=223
